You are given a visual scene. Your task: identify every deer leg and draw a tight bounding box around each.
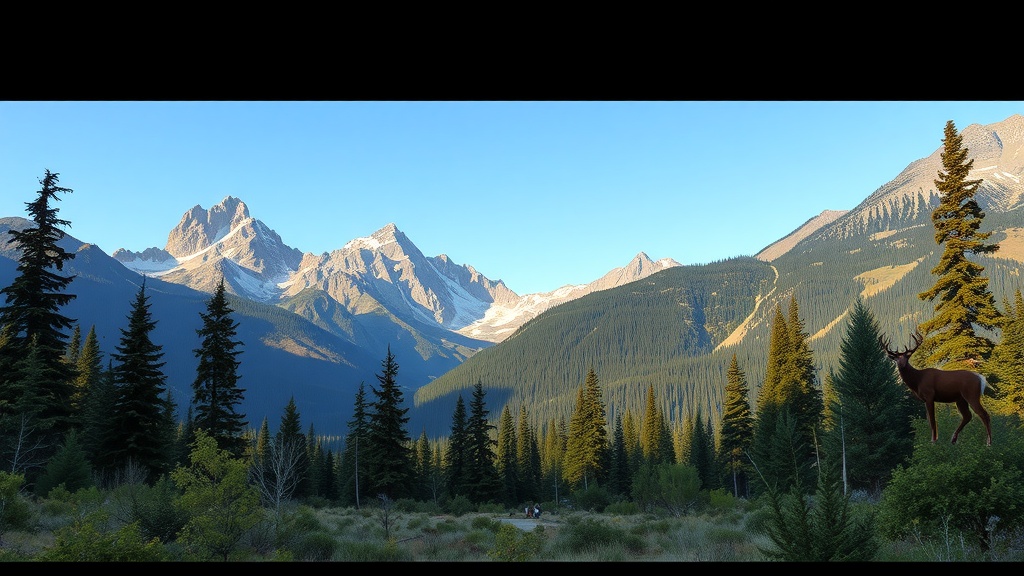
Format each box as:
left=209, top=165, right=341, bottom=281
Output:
left=952, top=399, right=972, bottom=444
left=969, top=398, right=993, bottom=446
left=926, top=402, right=938, bottom=443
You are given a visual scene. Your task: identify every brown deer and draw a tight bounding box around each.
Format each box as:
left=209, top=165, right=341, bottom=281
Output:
left=879, top=331, right=992, bottom=446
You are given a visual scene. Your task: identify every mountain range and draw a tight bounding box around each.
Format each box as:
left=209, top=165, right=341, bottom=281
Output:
left=3, top=113, right=1023, bottom=441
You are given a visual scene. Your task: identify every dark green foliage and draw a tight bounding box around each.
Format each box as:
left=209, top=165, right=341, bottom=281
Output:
left=757, top=458, right=879, bottom=561
left=515, top=405, right=542, bottom=503
left=338, top=384, right=367, bottom=506
left=876, top=413, right=1024, bottom=550
left=0, top=471, right=31, bottom=535
left=276, top=396, right=310, bottom=500
left=607, top=414, right=632, bottom=499
left=192, top=277, right=247, bottom=457
left=630, top=462, right=700, bottom=515
left=113, top=474, right=188, bottom=543
left=553, top=516, right=646, bottom=556
left=463, top=379, right=502, bottom=504
left=687, top=407, right=718, bottom=490
left=445, top=394, right=469, bottom=499
left=104, top=279, right=173, bottom=482
left=0, top=170, right=78, bottom=448
left=364, top=346, right=414, bottom=500
left=917, top=120, right=1001, bottom=369
left=496, top=405, right=518, bottom=506
left=33, top=429, right=93, bottom=498
left=824, top=298, right=917, bottom=495
left=719, top=353, right=753, bottom=498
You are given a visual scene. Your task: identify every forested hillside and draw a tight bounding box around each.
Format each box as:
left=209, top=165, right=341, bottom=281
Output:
left=413, top=257, right=776, bottom=434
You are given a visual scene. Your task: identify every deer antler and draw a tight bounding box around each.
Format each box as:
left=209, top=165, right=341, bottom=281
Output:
left=907, top=331, right=923, bottom=355
left=879, top=335, right=894, bottom=355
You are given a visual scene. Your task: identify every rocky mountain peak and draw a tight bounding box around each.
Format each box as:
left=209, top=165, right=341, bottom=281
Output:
left=166, top=196, right=252, bottom=257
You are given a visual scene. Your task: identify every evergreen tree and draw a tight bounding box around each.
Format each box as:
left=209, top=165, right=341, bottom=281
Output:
left=608, top=414, right=630, bottom=499
left=563, top=367, right=609, bottom=490
left=719, top=353, right=753, bottom=498
left=339, top=383, right=368, bottom=506
left=823, top=298, right=916, bottom=496
left=621, top=409, right=643, bottom=475
left=464, top=379, right=501, bottom=504
left=987, top=289, right=1024, bottom=416
left=364, top=346, right=414, bottom=500
left=687, top=406, right=717, bottom=490
left=784, top=296, right=823, bottom=454
left=72, top=326, right=103, bottom=427
left=33, top=429, right=93, bottom=498
left=751, top=298, right=821, bottom=495
left=917, top=119, right=1001, bottom=370
left=104, top=279, right=173, bottom=482
left=192, top=278, right=247, bottom=457
left=276, top=396, right=309, bottom=499
left=0, top=169, right=78, bottom=453
left=413, top=429, right=433, bottom=502
left=515, top=405, right=541, bottom=503
left=495, top=405, right=518, bottom=506
left=79, top=359, right=116, bottom=464
left=640, top=383, right=670, bottom=464
left=445, top=394, right=469, bottom=499
left=541, top=417, right=566, bottom=504
left=305, top=423, right=323, bottom=497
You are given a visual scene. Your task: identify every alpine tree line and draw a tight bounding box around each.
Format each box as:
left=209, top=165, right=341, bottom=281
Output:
left=2, top=119, right=1024, bottom=559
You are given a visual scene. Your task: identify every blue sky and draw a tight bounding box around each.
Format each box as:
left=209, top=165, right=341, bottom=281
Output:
left=1, top=101, right=1021, bottom=295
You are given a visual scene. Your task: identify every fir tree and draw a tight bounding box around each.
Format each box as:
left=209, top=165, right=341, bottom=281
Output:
left=339, top=383, right=368, bottom=506
left=515, top=405, right=541, bottom=502
left=276, top=396, right=309, bottom=499
left=192, top=278, right=247, bottom=457
left=105, top=279, right=173, bottom=482
left=464, top=379, right=501, bottom=504
left=563, top=367, right=609, bottom=489
left=719, top=353, right=753, bottom=498
left=823, top=298, right=916, bottom=496
left=364, top=346, right=414, bottom=500
left=917, top=120, right=1001, bottom=370
left=987, top=289, right=1024, bottom=416
left=0, top=170, right=78, bottom=451
left=445, top=394, right=469, bottom=499
left=495, top=405, right=518, bottom=506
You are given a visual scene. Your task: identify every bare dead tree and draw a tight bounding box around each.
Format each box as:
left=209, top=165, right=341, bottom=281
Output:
left=248, top=435, right=304, bottom=521
left=2, top=413, right=52, bottom=476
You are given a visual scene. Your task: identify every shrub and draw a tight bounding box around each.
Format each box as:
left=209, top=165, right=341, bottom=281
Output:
left=35, top=510, right=167, bottom=562
left=291, top=530, right=338, bottom=561
left=604, top=500, right=640, bottom=515
left=0, top=471, right=32, bottom=534
left=489, top=523, right=545, bottom=561
left=446, top=495, right=473, bottom=516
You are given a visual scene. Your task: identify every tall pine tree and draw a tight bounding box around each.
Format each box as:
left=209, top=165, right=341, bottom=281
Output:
left=364, top=346, right=414, bottom=500
left=917, top=119, right=1001, bottom=370
left=823, top=298, right=916, bottom=496
left=192, top=278, right=247, bottom=457
left=464, top=379, right=501, bottom=504
left=719, top=353, right=753, bottom=498
left=444, top=394, right=469, bottom=499
left=104, top=279, right=174, bottom=482
left=0, top=169, right=78, bottom=459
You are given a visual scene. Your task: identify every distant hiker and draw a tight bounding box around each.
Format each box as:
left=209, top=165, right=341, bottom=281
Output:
left=525, top=505, right=533, bottom=518
left=533, top=503, right=541, bottom=520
